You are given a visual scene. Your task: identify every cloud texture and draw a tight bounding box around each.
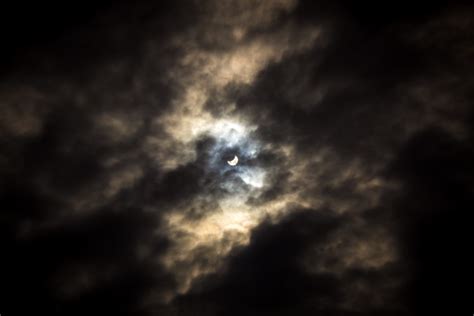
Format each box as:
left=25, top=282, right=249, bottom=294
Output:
left=1, top=0, right=473, bottom=315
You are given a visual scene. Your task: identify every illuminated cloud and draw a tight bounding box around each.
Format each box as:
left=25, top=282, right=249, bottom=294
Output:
left=1, top=0, right=472, bottom=315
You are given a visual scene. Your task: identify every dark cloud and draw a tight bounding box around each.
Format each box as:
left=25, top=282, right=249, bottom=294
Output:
left=0, top=200, right=175, bottom=315
left=0, top=0, right=198, bottom=77
left=1, top=0, right=473, bottom=315
left=170, top=208, right=403, bottom=315
left=386, top=127, right=473, bottom=314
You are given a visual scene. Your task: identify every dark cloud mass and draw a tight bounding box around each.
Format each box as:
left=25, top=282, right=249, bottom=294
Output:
left=1, top=0, right=473, bottom=315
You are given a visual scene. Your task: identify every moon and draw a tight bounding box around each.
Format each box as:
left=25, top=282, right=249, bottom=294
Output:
left=227, top=155, right=238, bottom=166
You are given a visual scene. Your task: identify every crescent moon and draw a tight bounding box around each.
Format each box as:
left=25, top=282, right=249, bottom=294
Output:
left=227, top=155, right=238, bottom=166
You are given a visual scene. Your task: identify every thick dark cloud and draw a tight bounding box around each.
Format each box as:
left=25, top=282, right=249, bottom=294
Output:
left=386, top=127, right=473, bottom=314
left=0, top=200, right=174, bottom=315
left=0, top=0, right=198, bottom=77
left=172, top=209, right=345, bottom=314
left=1, top=0, right=473, bottom=315
left=171, top=209, right=401, bottom=315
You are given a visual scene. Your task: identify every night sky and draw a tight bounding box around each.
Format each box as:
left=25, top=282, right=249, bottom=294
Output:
left=1, top=1, right=473, bottom=315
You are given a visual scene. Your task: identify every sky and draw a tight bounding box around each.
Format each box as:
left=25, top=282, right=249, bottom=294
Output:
left=0, top=0, right=473, bottom=315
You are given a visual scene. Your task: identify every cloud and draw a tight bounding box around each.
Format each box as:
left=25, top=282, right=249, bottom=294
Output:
left=170, top=208, right=402, bottom=315
left=0, top=0, right=473, bottom=315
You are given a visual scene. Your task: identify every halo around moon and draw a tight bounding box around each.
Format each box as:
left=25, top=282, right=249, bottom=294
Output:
left=227, top=155, right=238, bottom=166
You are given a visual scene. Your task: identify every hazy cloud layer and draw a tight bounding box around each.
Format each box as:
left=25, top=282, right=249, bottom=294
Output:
left=1, top=0, right=473, bottom=315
